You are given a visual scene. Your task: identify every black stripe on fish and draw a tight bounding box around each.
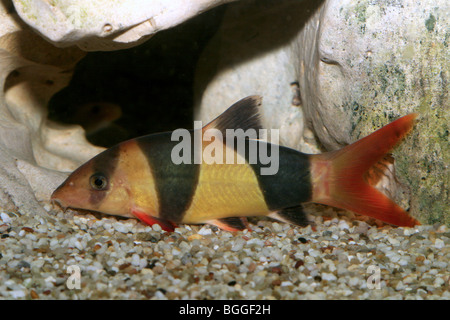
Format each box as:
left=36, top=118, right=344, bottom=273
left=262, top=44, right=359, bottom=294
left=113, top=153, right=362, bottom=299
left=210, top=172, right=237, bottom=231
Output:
left=136, top=132, right=200, bottom=223
left=243, top=141, right=312, bottom=211
left=204, top=95, right=312, bottom=210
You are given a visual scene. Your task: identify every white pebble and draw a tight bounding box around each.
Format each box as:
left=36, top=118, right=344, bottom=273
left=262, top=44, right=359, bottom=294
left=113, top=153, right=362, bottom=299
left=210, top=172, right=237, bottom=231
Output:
left=322, top=273, right=337, bottom=281
left=74, top=240, right=84, bottom=251
left=139, top=258, right=148, bottom=269
left=7, top=260, right=19, bottom=268
left=23, top=278, right=33, bottom=288
left=433, top=277, right=445, bottom=287
left=427, top=268, right=439, bottom=275
left=398, top=257, right=410, bottom=266
left=395, top=281, right=406, bottom=290
left=308, top=248, right=320, bottom=258
left=298, top=282, right=314, bottom=292
left=272, top=223, right=282, bottom=233
left=9, top=290, right=26, bottom=299
left=326, top=261, right=336, bottom=272
left=152, top=224, right=162, bottom=232
left=103, top=222, right=112, bottom=231
left=131, top=254, right=140, bottom=267
left=31, top=259, right=45, bottom=269
left=388, top=237, right=400, bottom=246
left=232, top=239, right=245, bottom=252
left=338, top=220, right=350, bottom=231
left=86, top=263, right=103, bottom=273
left=0, top=212, right=12, bottom=224
left=50, top=238, right=60, bottom=248
left=432, top=261, right=447, bottom=269
left=348, top=277, right=360, bottom=287
left=385, top=251, right=401, bottom=263
left=305, top=256, right=315, bottom=264
left=198, top=226, right=212, bottom=235
left=154, top=290, right=167, bottom=299
left=45, top=276, right=56, bottom=284
left=114, top=223, right=129, bottom=234
left=26, top=233, right=37, bottom=241
left=434, top=239, right=445, bottom=249
left=403, top=274, right=417, bottom=284
left=37, top=224, right=48, bottom=233
left=403, top=228, right=418, bottom=236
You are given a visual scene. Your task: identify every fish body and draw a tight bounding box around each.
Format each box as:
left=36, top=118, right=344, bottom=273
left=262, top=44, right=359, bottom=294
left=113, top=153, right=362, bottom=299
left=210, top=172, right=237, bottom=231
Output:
left=51, top=96, right=420, bottom=231
left=72, top=102, right=123, bottom=135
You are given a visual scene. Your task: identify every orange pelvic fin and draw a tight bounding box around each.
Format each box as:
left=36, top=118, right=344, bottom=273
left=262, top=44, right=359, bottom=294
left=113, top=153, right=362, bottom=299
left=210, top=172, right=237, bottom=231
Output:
left=131, top=209, right=177, bottom=232
left=207, top=217, right=251, bottom=232
left=311, top=114, right=420, bottom=227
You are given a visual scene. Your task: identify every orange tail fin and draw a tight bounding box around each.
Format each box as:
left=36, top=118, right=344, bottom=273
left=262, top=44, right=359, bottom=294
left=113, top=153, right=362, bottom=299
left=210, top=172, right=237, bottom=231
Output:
left=310, top=114, right=420, bottom=227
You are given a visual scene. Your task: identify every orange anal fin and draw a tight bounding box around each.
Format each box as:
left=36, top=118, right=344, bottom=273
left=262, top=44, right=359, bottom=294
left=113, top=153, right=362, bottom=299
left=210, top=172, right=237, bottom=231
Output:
left=131, top=209, right=177, bottom=232
left=207, top=217, right=251, bottom=232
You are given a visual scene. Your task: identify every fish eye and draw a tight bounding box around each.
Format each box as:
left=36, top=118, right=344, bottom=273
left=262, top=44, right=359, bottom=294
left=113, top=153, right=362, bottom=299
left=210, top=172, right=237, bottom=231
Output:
left=89, top=174, right=108, bottom=191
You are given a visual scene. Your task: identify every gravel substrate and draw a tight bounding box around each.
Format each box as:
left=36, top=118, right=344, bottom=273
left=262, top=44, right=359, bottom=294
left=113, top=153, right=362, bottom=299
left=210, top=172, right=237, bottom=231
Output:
left=0, top=204, right=448, bottom=300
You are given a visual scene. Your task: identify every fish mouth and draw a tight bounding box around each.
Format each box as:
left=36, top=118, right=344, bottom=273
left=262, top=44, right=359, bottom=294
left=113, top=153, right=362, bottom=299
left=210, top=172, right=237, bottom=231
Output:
left=50, top=185, right=70, bottom=211
left=50, top=195, right=98, bottom=217
left=50, top=195, right=68, bottom=211
left=50, top=196, right=130, bottom=222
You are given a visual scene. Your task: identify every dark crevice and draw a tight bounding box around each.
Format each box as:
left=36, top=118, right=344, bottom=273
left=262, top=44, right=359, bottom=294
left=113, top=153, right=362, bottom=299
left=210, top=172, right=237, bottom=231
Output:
left=48, top=5, right=226, bottom=148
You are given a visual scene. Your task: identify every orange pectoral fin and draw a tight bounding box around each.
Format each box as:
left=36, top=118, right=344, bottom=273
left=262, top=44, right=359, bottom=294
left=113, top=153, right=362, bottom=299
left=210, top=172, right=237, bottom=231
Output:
left=131, top=209, right=177, bottom=232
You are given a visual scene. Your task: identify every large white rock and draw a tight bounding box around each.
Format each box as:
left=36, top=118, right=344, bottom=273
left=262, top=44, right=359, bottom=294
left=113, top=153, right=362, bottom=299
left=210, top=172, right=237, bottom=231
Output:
left=0, top=3, right=104, bottom=214
left=12, top=0, right=237, bottom=51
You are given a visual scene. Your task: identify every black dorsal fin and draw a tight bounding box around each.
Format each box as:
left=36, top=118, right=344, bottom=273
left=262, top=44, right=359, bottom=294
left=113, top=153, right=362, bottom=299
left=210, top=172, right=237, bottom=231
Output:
left=203, top=96, right=263, bottom=135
